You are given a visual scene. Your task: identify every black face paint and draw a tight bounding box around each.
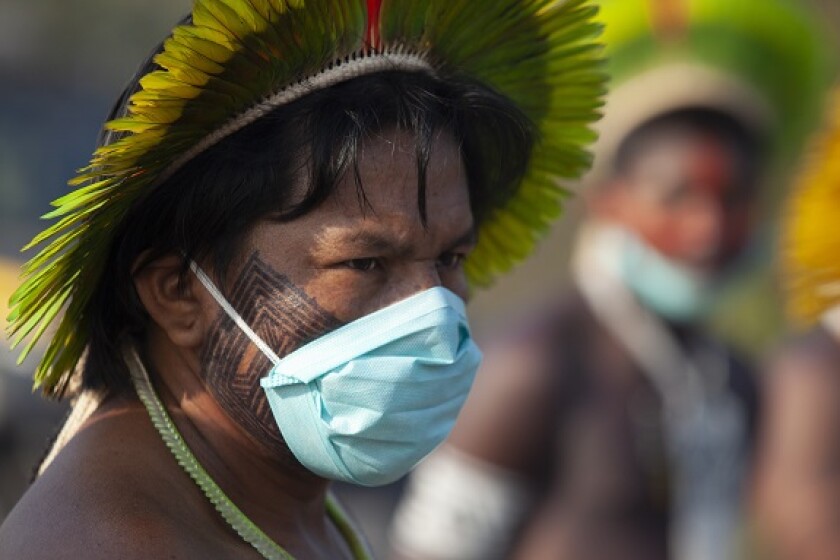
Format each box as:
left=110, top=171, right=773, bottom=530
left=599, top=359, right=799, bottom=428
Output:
left=200, top=252, right=343, bottom=459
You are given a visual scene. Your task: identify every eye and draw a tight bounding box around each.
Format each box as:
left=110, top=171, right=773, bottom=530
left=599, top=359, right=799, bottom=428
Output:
left=342, top=258, right=380, bottom=272
left=437, top=252, right=466, bottom=269
left=659, top=182, right=692, bottom=207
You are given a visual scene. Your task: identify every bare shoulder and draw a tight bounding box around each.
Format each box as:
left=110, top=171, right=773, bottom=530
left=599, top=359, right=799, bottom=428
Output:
left=768, top=326, right=840, bottom=402
left=759, top=326, right=840, bottom=463
left=755, top=326, right=840, bottom=556
left=0, top=397, right=221, bottom=560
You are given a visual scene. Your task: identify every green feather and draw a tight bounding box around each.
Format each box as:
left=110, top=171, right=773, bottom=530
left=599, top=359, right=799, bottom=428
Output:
left=597, top=0, right=834, bottom=173
left=9, top=0, right=605, bottom=396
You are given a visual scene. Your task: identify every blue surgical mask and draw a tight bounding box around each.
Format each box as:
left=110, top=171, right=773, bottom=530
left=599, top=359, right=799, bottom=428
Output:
left=619, top=231, right=714, bottom=323
left=193, top=264, right=482, bottom=487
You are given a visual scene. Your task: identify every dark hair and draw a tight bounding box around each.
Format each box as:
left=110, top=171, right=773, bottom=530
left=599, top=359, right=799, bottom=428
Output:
left=613, top=107, right=765, bottom=184
left=82, top=22, right=536, bottom=393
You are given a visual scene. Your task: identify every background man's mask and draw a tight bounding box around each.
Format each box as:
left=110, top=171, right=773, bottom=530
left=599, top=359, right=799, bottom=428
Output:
left=590, top=227, right=717, bottom=323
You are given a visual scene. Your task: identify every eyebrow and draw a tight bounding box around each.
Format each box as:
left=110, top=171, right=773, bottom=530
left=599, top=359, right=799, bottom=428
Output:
left=320, top=225, right=477, bottom=255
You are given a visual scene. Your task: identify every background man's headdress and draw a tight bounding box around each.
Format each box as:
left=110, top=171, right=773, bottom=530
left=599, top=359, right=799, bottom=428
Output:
left=7, top=0, right=606, bottom=396
left=783, top=88, right=840, bottom=327
left=588, top=0, right=831, bottom=184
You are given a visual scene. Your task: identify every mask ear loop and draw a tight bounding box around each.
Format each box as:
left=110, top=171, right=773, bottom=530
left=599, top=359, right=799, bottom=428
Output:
left=189, top=261, right=281, bottom=367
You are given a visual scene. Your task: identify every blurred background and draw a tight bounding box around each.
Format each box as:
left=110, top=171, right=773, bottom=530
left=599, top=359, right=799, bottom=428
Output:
left=1, top=0, right=840, bottom=557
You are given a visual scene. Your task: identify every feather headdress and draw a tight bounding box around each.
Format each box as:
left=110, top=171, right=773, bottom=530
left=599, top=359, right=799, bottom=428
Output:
left=588, top=0, right=831, bottom=183
left=8, top=0, right=606, bottom=396
left=783, top=88, right=840, bottom=327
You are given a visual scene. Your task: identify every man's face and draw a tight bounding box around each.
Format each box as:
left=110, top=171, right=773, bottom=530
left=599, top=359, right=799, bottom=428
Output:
left=601, top=130, right=756, bottom=274
left=200, top=127, right=475, bottom=462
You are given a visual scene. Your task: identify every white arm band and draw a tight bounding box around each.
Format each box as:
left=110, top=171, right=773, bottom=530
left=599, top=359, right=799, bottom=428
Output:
left=390, top=445, right=532, bottom=560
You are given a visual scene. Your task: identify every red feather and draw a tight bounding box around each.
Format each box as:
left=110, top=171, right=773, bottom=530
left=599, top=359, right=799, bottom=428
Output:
left=366, top=0, right=383, bottom=50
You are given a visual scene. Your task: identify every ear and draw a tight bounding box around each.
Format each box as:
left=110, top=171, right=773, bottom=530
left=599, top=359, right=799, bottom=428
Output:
left=133, top=253, right=211, bottom=349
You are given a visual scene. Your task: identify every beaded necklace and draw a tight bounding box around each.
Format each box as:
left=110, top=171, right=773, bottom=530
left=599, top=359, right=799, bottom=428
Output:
left=125, top=347, right=372, bottom=560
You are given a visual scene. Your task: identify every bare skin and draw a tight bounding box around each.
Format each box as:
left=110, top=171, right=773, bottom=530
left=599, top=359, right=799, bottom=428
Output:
left=200, top=251, right=344, bottom=463
left=0, top=127, right=475, bottom=559
left=755, top=326, right=840, bottom=560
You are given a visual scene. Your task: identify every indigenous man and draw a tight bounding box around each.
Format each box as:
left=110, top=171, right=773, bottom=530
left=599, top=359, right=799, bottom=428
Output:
left=390, top=1, right=829, bottom=559
left=756, top=88, right=840, bottom=560
left=0, top=1, right=605, bottom=559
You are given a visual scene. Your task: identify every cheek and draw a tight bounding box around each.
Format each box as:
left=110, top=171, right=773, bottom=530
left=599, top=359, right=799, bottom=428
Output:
left=627, top=206, right=687, bottom=258
left=198, top=252, right=344, bottom=455
left=642, top=223, right=687, bottom=257
left=302, top=270, right=378, bottom=323
left=201, top=315, right=281, bottom=447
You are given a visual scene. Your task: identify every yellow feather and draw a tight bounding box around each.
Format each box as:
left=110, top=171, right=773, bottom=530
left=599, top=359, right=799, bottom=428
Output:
left=784, top=88, right=840, bottom=326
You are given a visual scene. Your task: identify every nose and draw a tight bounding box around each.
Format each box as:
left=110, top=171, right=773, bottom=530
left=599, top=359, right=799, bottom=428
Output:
left=381, top=261, right=442, bottom=308
left=683, top=195, right=724, bottom=261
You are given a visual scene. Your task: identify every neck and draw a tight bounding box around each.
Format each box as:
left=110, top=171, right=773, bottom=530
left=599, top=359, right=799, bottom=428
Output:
left=139, top=331, right=346, bottom=557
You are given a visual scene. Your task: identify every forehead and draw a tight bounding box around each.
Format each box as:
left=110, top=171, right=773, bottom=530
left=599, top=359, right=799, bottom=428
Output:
left=284, top=126, right=472, bottom=240
left=344, top=127, right=462, bottom=203
left=625, top=129, right=748, bottom=195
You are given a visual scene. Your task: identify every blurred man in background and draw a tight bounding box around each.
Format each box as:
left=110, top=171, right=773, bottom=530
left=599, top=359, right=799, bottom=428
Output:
left=390, top=1, right=830, bottom=559
left=756, top=88, right=840, bottom=560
